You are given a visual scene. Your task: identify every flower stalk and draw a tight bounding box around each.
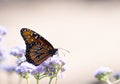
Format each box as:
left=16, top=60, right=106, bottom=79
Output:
left=36, top=79, right=39, bottom=84
left=26, top=78, right=29, bottom=84
left=49, top=77, right=53, bottom=84
left=113, top=79, right=120, bottom=84
left=106, top=79, right=112, bottom=84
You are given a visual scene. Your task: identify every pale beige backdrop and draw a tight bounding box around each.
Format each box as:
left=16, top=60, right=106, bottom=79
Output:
left=0, top=1, right=120, bottom=84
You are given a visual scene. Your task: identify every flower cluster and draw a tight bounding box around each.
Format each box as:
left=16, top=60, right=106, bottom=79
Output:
left=10, top=46, right=25, bottom=58
left=16, top=62, right=35, bottom=79
left=114, top=73, right=120, bottom=80
left=0, top=25, right=7, bottom=36
left=94, top=66, right=120, bottom=84
left=0, top=48, right=5, bottom=62
left=9, top=45, right=67, bottom=84
left=0, top=64, right=16, bottom=73
left=94, top=66, right=112, bottom=82
left=0, top=26, right=7, bottom=62
left=31, top=55, right=67, bottom=83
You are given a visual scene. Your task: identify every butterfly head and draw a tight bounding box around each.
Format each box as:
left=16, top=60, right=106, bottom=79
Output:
left=51, top=48, right=58, bottom=56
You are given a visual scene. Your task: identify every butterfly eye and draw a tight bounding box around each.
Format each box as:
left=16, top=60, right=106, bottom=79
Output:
left=20, top=28, right=58, bottom=66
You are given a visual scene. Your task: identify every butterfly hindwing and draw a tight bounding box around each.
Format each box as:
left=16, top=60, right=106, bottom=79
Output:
left=29, top=43, right=51, bottom=65
left=20, top=28, right=57, bottom=66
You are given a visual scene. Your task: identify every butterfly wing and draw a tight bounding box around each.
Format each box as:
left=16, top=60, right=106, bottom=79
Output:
left=20, top=28, right=56, bottom=66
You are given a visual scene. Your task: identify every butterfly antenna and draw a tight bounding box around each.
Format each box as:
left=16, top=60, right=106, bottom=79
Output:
left=58, top=48, right=70, bottom=56
left=58, top=48, right=70, bottom=53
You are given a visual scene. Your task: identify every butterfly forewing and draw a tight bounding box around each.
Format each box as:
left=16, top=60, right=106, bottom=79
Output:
left=20, top=28, right=57, bottom=66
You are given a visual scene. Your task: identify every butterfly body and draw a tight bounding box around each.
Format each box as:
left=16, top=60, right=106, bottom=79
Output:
left=20, top=28, right=58, bottom=66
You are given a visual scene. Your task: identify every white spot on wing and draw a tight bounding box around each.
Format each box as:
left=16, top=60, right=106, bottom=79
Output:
left=30, top=32, right=33, bottom=36
left=35, top=35, right=38, bottom=39
left=24, top=29, right=27, bottom=31
left=34, top=32, right=37, bottom=35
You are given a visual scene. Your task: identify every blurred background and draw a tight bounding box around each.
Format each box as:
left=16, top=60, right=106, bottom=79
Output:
left=0, top=0, right=120, bottom=84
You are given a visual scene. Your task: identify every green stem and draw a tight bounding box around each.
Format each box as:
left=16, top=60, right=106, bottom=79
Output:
left=113, top=79, right=120, bottom=84
left=36, top=79, right=39, bottom=84
left=55, top=76, right=58, bottom=84
left=106, top=79, right=112, bottom=84
left=26, top=78, right=29, bottom=84
left=49, top=77, right=53, bottom=84
left=39, top=75, right=48, bottom=80
left=55, top=67, right=61, bottom=84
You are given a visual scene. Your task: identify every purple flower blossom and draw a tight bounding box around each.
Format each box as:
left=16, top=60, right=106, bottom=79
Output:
left=0, top=50, right=4, bottom=61
left=114, top=73, right=120, bottom=80
left=0, top=36, right=3, bottom=42
left=0, top=48, right=7, bottom=62
left=0, top=26, right=8, bottom=61
left=16, top=62, right=35, bottom=74
left=16, top=57, right=26, bottom=66
left=50, top=56, right=62, bottom=65
left=31, top=64, right=45, bottom=75
left=94, top=66, right=112, bottom=77
left=94, top=66, right=112, bottom=81
left=48, top=55, right=67, bottom=72
left=0, top=26, right=7, bottom=36
left=16, top=66, right=30, bottom=74
left=0, top=64, right=16, bottom=73
left=4, top=65, right=16, bottom=73
left=10, top=46, right=25, bottom=58
left=31, top=55, right=67, bottom=79
left=16, top=62, right=35, bottom=79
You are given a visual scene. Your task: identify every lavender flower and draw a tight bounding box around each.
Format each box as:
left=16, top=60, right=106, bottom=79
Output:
left=4, top=65, right=16, bottom=73
left=0, top=64, right=16, bottom=73
left=16, top=62, right=35, bottom=74
left=16, top=62, right=35, bottom=79
left=114, top=73, right=120, bottom=80
left=16, top=57, right=26, bottom=66
left=31, top=64, right=46, bottom=80
left=16, top=66, right=30, bottom=74
left=0, top=50, right=4, bottom=62
left=10, top=46, right=25, bottom=58
left=0, top=26, right=8, bottom=61
left=31, top=64, right=45, bottom=75
left=94, top=66, right=112, bottom=81
left=31, top=55, right=67, bottom=80
left=0, top=48, right=7, bottom=62
left=0, top=36, right=3, bottom=42
left=0, top=25, right=7, bottom=36
left=47, top=55, right=67, bottom=76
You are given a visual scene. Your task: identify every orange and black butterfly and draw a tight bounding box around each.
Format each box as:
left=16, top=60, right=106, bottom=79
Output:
left=20, top=28, right=58, bottom=66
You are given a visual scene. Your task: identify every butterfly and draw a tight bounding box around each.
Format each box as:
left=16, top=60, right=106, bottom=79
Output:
left=20, top=28, right=58, bottom=66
